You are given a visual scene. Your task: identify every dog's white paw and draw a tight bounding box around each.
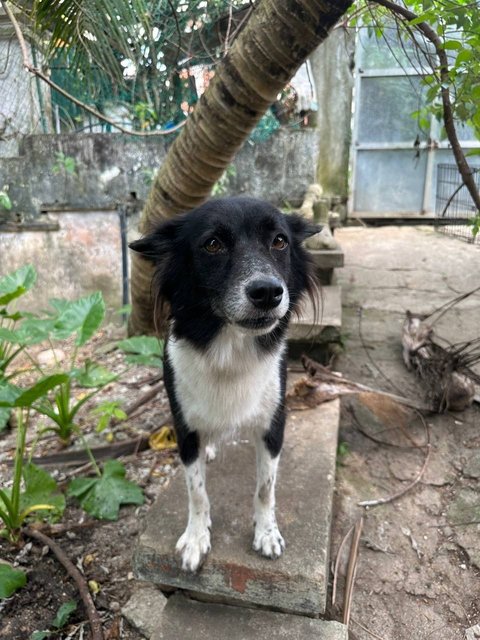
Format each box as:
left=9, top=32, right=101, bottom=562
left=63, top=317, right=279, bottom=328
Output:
left=253, top=523, right=285, bottom=559
left=205, top=444, right=217, bottom=463
left=176, top=526, right=211, bottom=572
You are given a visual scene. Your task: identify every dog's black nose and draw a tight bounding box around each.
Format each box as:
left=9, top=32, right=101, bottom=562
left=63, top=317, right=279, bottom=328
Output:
left=247, top=278, right=284, bottom=310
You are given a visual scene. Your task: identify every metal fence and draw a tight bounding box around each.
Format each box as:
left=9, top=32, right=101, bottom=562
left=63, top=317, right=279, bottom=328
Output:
left=435, top=164, right=480, bottom=243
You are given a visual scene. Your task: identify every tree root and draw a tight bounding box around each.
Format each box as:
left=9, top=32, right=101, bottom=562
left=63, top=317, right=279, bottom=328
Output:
left=25, top=527, right=104, bottom=640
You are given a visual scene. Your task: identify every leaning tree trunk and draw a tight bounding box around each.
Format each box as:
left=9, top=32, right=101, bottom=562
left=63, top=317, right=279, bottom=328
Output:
left=129, top=0, right=353, bottom=336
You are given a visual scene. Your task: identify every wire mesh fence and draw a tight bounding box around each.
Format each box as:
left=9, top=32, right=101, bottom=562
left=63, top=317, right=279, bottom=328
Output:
left=435, top=163, right=480, bottom=244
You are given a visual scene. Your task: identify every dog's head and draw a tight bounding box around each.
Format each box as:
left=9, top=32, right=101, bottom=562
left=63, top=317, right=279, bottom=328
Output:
left=130, top=197, right=319, bottom=342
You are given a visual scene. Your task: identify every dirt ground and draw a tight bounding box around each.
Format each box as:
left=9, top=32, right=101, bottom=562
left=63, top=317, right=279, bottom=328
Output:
left=0, top=328, right=175, bottom=640
left=1, top=225, right=479, bottom=640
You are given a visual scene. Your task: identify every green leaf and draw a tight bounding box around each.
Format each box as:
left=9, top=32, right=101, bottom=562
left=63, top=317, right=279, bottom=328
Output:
left=114, top=304, right=132, bottom=316
left=455, top=50, right=474, bottom=65
left=91, top=400, right=127, bottom=433
left=0, top=191, right=12, bottom=211
left=0, top=265, right=36, bottom=306
left=52, top=600, right=77, bottom=629
left=0, top=327, right=20, bottom=344
left=443, top=40, right=462, bottom=50
left=48, top=298, right=70, bottom=315
left=6, top=374, right=69, bottom=408
left=0, top=407, right=10, bottom=432
left=68, top=460, right=143, bottom=520
left=14, top=317, right=57, bottom=346
left=52, top=292, right=105, bottom=346
left=30, top=632, right=51, bottom=640
left=0, top=381, right=22, bottom=409
left=71, top=361, right=117, bottom=388
left=20, top=463, right=66, bottom=522
left=117, top=336, right=163, bottom=367
left=0, top=563, right=27, bottom=598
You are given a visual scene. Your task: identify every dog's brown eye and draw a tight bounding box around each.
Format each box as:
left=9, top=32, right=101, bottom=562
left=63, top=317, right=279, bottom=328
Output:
left=204, top=237, right=222, bottom=254
left=272, top=234, right=288, bottom=250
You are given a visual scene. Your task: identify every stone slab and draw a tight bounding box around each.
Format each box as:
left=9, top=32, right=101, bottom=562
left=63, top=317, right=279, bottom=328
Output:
left=309, top=249, right=344, bottom=271
left=152, top=595, right=348, bottom=640
left=134, top=399, right=341, bottom=616
left=122, top=584, right=168, bottom=638
left=289, top=285, right=342, bottom=341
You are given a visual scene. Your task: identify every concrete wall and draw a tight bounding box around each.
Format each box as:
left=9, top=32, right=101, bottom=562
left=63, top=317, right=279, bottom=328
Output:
left=0, top=129, right=319, bottom=220
left=0, top=129, right=319, bottom=312
left=0, top=211, right=124, bottom=314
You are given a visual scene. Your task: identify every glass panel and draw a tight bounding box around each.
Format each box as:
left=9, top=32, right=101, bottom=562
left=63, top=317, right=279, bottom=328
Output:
left=439, top=120, right=477, bottom=143
left=354, top=150, right=427, bottom=213
left=357, top=27, right=434, bottom=71
left=357, top=76, right=428, bottom=144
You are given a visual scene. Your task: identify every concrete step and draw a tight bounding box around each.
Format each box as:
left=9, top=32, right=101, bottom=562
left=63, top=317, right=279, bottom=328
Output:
left=309, top=248, right=344, bottom=271
left=151, top=594, right=348, bottom=640
left=309, top=248, right=344, bottom=285
left=289, top=285, right=342, bottom=342
left=134, top=398, right=341, bottom=617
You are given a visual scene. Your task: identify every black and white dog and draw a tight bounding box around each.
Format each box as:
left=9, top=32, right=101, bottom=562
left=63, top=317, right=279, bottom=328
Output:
left=130, top=196, right=317, bottom=572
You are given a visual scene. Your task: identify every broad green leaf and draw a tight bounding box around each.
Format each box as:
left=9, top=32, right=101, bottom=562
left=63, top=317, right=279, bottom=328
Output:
left=443, top=40, right=462, bottom=50
left=52, top=600, right=77, bottom=629
left=14, top=317, right=57, bottom=346
left=0, top=327, right=20, bottom=344
left=122, top=354, right=163, bottom=367
left=20, top=463, right=65, bottom=522
left=68, top=460, right=143, bottom=520
left=0, top=563, right=27, bottom=598
left=117, top=335, right=163, bottom=356
left=0, top=407, right=10, bottom=432
left=117, top=336, right=163, bottom=367
left=30, top=632, right=51, bottom=640
left=0, top=382, right=18, bottom=430
left=71, top=361, right=117, bottom=388
left=52, top=292, right=105, bottom=346
left=455, top=50, right=474, bottom=65
left=48, top=298, right=70, bottom=314
left=10, top=374, right=69, bottom=407
left=0, top=381, right=22, bottom=409
left=0, top=265, right=36, bottom=306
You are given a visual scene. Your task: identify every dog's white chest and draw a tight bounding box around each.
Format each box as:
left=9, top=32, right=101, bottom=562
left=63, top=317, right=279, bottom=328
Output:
left=167, top=327, right=283, bottom=437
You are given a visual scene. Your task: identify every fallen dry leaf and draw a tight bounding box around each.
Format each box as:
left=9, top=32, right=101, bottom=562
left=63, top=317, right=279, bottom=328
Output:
left=148, top=425, right=177, bottom=451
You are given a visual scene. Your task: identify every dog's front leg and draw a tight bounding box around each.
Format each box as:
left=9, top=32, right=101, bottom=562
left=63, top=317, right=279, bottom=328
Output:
left=253, top=430, right=285, bottom=559
left=176, top=450, right=211, bottom=572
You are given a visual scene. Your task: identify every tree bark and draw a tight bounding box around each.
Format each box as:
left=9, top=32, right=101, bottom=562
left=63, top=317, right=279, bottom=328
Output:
left=129, top=0, right=353, bottom=335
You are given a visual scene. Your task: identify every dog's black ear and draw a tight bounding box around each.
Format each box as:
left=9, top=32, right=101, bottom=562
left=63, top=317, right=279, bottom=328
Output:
left=129, top=217, right=184, bottom=263
left=285, top=213, right=322, bottom=241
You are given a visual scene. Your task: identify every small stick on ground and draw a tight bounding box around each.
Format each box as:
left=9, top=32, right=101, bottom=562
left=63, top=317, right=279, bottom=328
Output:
left=343, top=517, right=364, bottom=626
left=25, top=528, right=104, bottom=640
left=332, top=523, right=355, bottom=607
left=358, top=415, right=431, bottom=507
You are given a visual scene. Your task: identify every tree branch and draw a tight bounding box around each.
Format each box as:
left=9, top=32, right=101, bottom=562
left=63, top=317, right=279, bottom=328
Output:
left=2, top=0, right=186, bottom=138
left=371, top=0, right=480, bottom=213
